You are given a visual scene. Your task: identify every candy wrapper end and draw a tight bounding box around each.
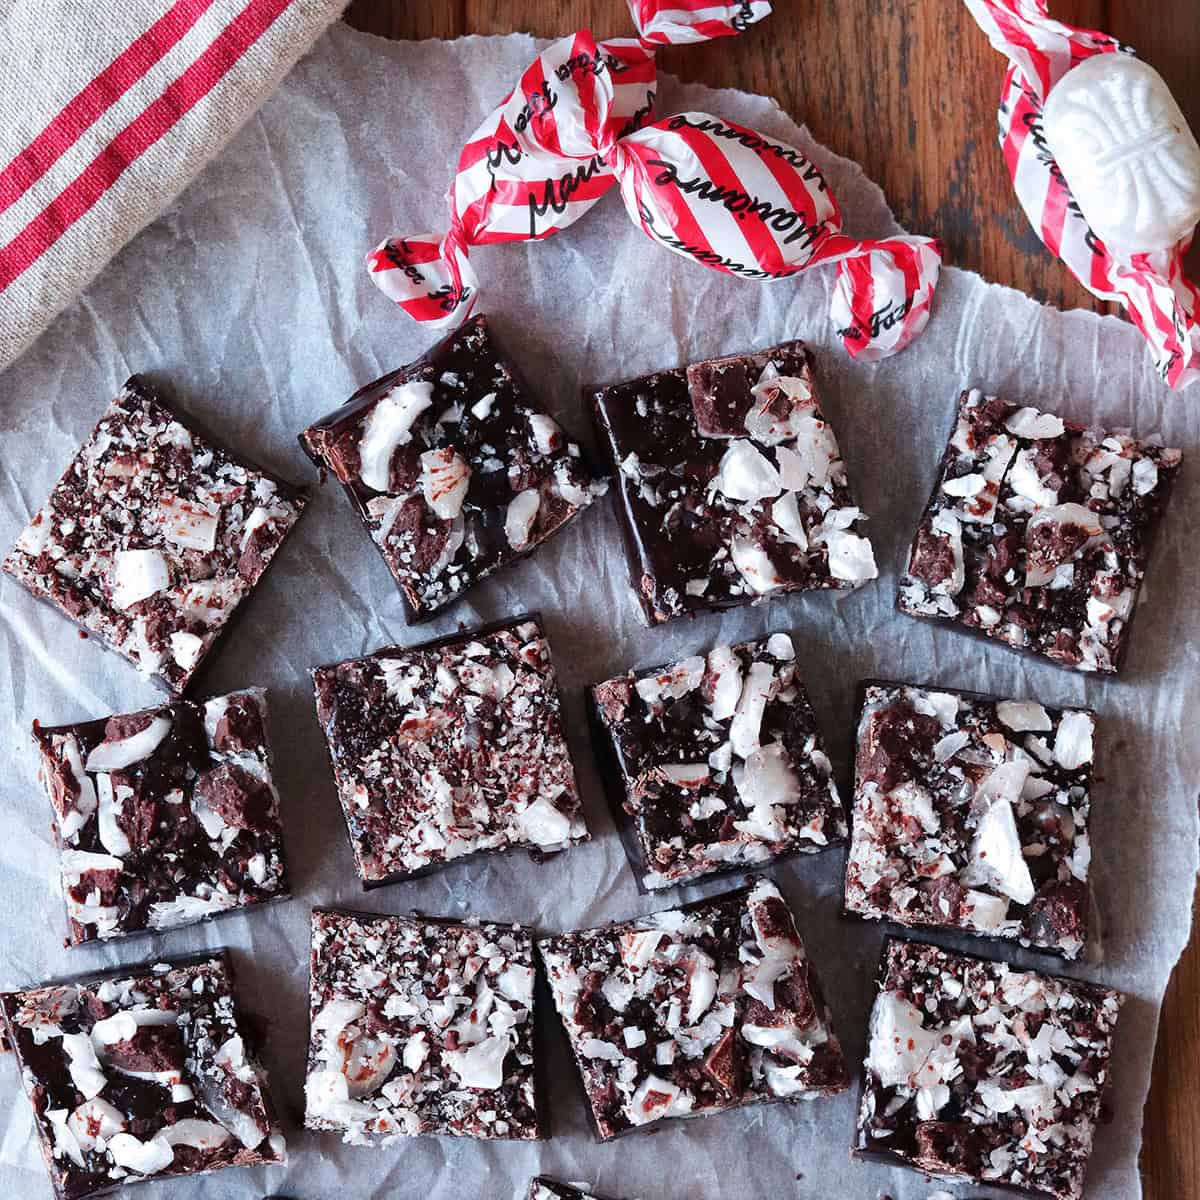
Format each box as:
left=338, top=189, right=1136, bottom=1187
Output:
left=367, top=234, right=479, bottom=330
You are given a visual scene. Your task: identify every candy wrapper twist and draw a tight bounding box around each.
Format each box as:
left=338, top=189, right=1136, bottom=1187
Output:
left=964, top=0, right=1200, bottom=390
left=366, top=0, right=942, bottom=363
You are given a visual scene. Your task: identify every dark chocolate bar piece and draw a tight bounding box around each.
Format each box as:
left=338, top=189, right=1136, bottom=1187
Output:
left=299, top=314, right=606, bottom=621
left=34, top=688, right=289, bottom=945
left=589, top=631, right=846, bottom=890
left=311, top=614, right=588, bottom=886
left=588, top=340, right=876, bottom=625
left=844, top=681, right=1096, bottom=958
left=855, top=937, right=1121, bottom=1200
left=0, top=953, right=285, bottom=1199
left=539, top=879, right=849, bottom=1140
left=3, top=377, right=307, bottom=693
left=898, top=387, right=1180, bottom=673
left=304, top=907, right=540, bottom=1142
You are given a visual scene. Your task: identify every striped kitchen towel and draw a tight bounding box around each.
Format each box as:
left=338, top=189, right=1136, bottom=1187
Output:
left=0, top=0, right=346, bottom=373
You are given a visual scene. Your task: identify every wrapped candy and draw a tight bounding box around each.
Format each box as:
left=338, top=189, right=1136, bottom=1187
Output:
left=964, top=0, right=1200, bottom=390
left=367, top=0, right=941, bottom=363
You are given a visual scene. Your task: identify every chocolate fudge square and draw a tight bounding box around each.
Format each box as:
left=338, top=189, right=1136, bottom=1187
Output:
left=311, top=614, right=588, bottom=886
left=3, top=377, right=306, bottom=693
left=529, top=1180, right=615, bottom=1200
left=300, top=315, right=606, bottom=621
left=34, top=688, right=289, bottom=945
left=0, top=952, right=285, bottom=1199
left=844, top=682, right=1096, bottom=958
left=589, top=631, right=846, bottom=890
left=855, top=938, right=1121, bottom=1200
left=898, top=387, right=1181, bottom=673
left=539, top=878, right=849, bottom=1140
left=588, top=340, right=876, bottom=625
left=304, top=907, right=540, bottom=1142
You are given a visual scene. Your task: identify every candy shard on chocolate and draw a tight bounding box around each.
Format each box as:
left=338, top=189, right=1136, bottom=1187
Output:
left=539, top=878, right=848, bottom=1140
left=899, top=388, right=1180, bottom=673
left=300, top=315, right=606, bottom=622
left=855, top=938, right=1122, bottom=1200
left=528, top=1179, right=614, bottom=1200
left=34, top=688, right=289, bottom=945
left=590, top=340, right=876, bottom=625
left=0, top=953, right=285, bottom=1200
left=590, top=633, right=846, bottom=890
left=844, top=681, right=1095, bottom=959
left=312, top=614, right=588, bottom=886
left=304, top=908, right=540, bottom=1143
left=3, top=377, right=307, bottom=693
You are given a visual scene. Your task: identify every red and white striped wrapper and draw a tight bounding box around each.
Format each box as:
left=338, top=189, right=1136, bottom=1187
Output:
left=964, top=0, right=1200, bottom=390
left=367, top=0, right=942, bottom=363
left=0, top=0, right=345, bottom=374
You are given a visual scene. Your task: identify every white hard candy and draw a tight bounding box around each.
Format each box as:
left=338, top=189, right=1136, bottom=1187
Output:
left=1043, top=54, right=1200, bottom=254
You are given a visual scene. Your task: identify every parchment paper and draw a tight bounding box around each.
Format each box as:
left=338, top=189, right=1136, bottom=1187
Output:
left=0, top=24, right=1196, bottom=1200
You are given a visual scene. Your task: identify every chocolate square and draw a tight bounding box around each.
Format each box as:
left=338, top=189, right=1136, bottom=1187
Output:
left=843, top=680, right=1095, bottom=958
left=299, top=315, right=606, bottom=621
left=0, top=952, right=285, bottom=1199
left=3, top=377, right=307, bottom=693
left=539, top=879, right=849, bottom=1140
left=589, top=631, right=846, bottom=890
left=311, top=614, right=588, bottom=886
left=304, top=907, right=540, bottom=1142
left=588, top=340, right=876, bottom=625
left=854, top=937, right=1121, bottom=1200
left=34, top=688, right=289, bottom=945
left=898, top=388, right=1181, bottom=673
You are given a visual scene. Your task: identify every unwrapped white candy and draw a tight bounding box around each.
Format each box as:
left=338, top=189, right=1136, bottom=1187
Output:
left=1043, top=54, right=1200, bottom=254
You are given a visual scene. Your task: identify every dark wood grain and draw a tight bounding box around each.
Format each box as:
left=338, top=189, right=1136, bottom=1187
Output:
left=344, top=3, right=1199, bottom=1195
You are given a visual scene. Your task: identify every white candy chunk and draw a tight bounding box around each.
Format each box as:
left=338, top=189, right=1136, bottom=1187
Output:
left=110, top=549, right=170, bottom=610
left=1054, top=710, right=1095, bottom=769
left=925, top=510, right=965, bottom=595
left=61, top=1032, right=108, bottom=1099
left=968, top=797, right=1035, bottom=905
left=528, top=412, right=561, bottom=454
left=685, top=951, right=718, bottom=1024
left=1004, top=407, right=1065, bottom=440
left=963, top=889, right=1010, bottom=932
left=713, top=440, right=782, bottom=501
left=637, top=656, right=705, bottom=706
left=742, top=1021, right=816, bottom=1064
left=403, top=1032, right=430, bottom=1073
left=730, top=661, right=775, bottom=758
left=95, top=775, right=131, bottom=857
left=107, top=1132, right=174, bottom=1174
left=996, top=700, right=1052, bottom=732
left=823, top=528, right=877, bottom=581
left=1133, top=456, right=1159, bottom=496
left=445, top=1035, right=511, bottom=1090
left=659, top=763, right=709, bottom=788
left=471, top=391, right=496, bottom=420
left=932, top=730, right=971, bottom=762
left=628, top=1074, right=694, bottom=1125
left=60, top=849, right=125, bottom=877
left=85, top=715, right=170, bottom=771
left=745, top=362, right=815, bottom=445
left=705, top=644, right=742, bottom=720
left=67, top=1098, right=126, bottom=1151
left=339, top=1033, right=396, bottom=1098
left=358, top=380, right=434, bottom=491
left=621, top=929, right=662, bottom=971
left=769, top=490, right=808, bottom=549
left=865, top=994, right=937, bottom=1087
left=154, top=494, right=220, bottom=552
left=169, top=631, right=205, bottom=672
left=419, top=448, right=471, bottom=519
left=1044, top=54, right=1200, bottom=253
left=730, top=536, right=782, bottom=593
left=736, top=743, right=800, bottom=812
left=147, top=891, right=239, bottom=929
left=765, top=633, right=794, bottom=660
left=159, top=1119, right=232, bottom=1151
left=56, top=736, right=97, bottom=841
left=515, top=794, right=574, bottom=846
left=1024, top=503, right=1104, bottom=586
left=304, top=1069, right=378, bottom=1127
left=942, top=473, right=986, bottom=498
left=504, top=488, right=541, bottom=549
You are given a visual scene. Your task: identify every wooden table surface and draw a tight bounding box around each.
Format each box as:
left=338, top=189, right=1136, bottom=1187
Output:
left=345, top=3, right=1199, bottom=1195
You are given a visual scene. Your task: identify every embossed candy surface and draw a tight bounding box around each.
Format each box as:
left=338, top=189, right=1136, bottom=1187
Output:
left=1043, top=54, right=1200, bottom=254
